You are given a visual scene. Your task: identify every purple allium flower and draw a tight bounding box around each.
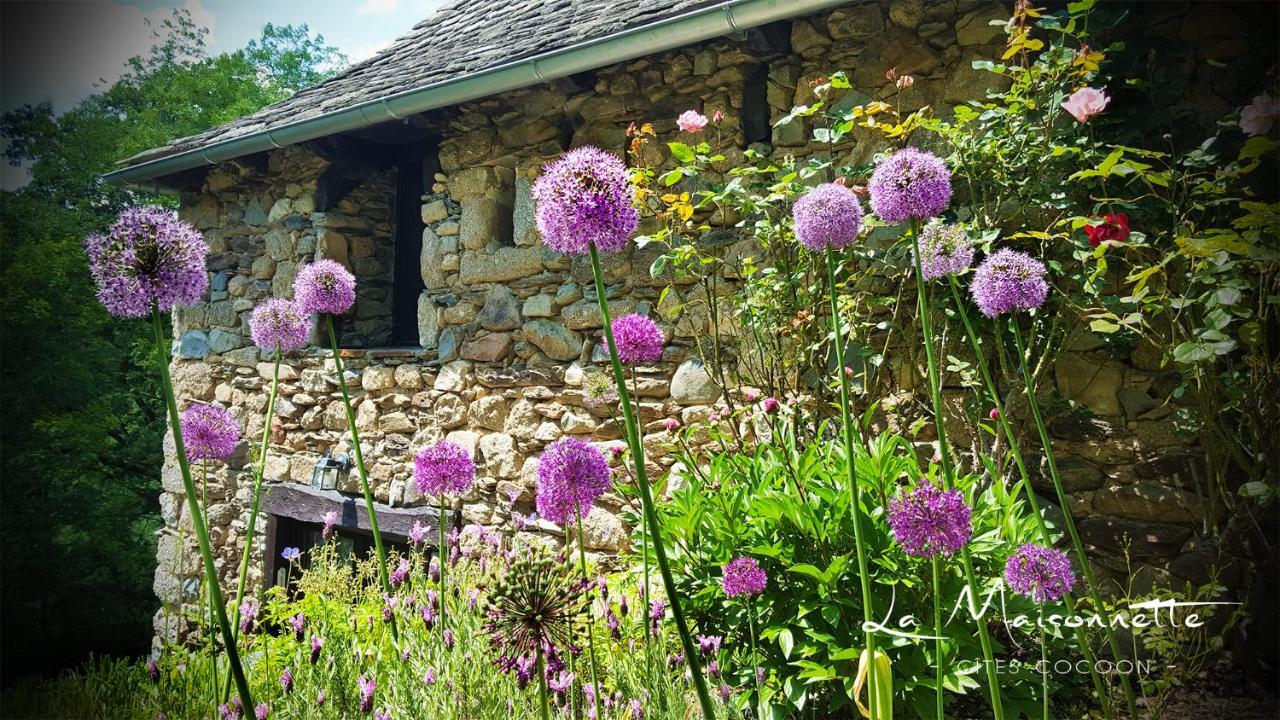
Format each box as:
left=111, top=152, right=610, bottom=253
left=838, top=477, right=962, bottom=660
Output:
left=535, top=437, right=611, bottom=525
left=293, top=259, right=356, bottom=315
left=868, top=147, right=953, bottom=224
left=249, top=298, right=312, bottom=353
left=532, top=145, right=638, bottom=255
left=722, top=557, right=767, bottom=598
left=607, top=313, right=664, bottom=364
left=180, top=403, right=239, bottom=462
left=84, top=206, right=209, bottom=317
left=281, top=547, right=301, bottom=562
left=238, top=601, right=259, bottom=634
left=390, top=557, right=409, bottom=587
left=288, top=612, right=305, bottom=641
left=146, top=658, right=159, bottom=684
left=280, top=667, right=294, bottom=693
left=915, top=222, right=974, bottom=280
left=357, top=676, right=376, bottom=713
left=322, top=510, right=338, bottom=539
left=792, top=182, right=864, bottom=250
left=414, top=441, right=475, bottom=497
left=309, top=634, right=323, bottom=664
left=1004, top=544, right=1076, bottom=603
left=970, top=248, right=1049, bottom=318
left=696, top=634, right=722, bottom=657
left=886, top=482, right=973, bottom=558
left=408, top=520, right=428, bottom=546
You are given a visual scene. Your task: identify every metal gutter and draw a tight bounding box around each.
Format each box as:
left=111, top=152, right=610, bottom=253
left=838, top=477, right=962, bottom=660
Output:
left=104, top=0, right=851, bottom=188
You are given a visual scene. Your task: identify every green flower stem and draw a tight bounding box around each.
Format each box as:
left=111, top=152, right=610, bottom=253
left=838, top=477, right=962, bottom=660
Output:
left=325, top=315, right=397, bottom=641
left=908, top=224, right=1004, bottom=720
left=537, top=645, right=551, bottom=720
left=823, top=252, right=881, bottom=716
left=201, top=461, right=220, bottom=710
left=931, top=557, right=944, bottom=720
left=150, top=308, right=254, bottom=711
left=748, top=597, right=763, bottom=720
left=1040, top=604, right=1049, bottom=720
left=222, top=349, right=282, bottom=701
left=630, top=368, right=654, bottom=685
left=439, top=493, right=448, bottom=639
left=1011, top=320, right=1138, bottom=719
left=945, top=277, right=1113, bottom=718
left=588, top=243, right=716, bottom=719
left=576, top=511, right=604, bottom=718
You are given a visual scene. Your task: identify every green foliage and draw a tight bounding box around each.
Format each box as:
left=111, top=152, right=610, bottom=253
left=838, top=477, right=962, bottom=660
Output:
left=0, top=8, right=345, bottom=681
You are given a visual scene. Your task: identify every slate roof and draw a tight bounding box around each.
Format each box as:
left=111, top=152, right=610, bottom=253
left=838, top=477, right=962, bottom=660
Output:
left=123, top=0, right=723, bottom=166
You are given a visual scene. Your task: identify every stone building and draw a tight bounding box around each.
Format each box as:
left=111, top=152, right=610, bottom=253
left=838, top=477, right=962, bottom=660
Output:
left=104, top=0, right=1271, bottom=643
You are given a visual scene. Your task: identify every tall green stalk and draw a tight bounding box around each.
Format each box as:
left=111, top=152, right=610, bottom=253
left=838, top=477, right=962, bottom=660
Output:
left=575, top=512, right=604, bottom=717
left=438, top=493, right=448, bottom=639
left=537, top=646, right=551, bottom=720
left=907, top=225, right=1003, bottom=719
left=931, top=557, right=944, bottom=720
left=588, top=244, right=716, bottom=718
left=200, top=461, right=219, bottom=710
left=945, top=277, right=1114, bottom=717
left=150, top=309, right=254, bottom=711
left=747, top=597, right=764, bottom=720
left=1011, top=320, right=1138, bottom=719
left=1039, top=604, right=1049, bottom=720
left=325, top=316, right=397, bottom=641
left=823, top=252, right=882, bottom=716
left=222, top=349, right=282, bottom=702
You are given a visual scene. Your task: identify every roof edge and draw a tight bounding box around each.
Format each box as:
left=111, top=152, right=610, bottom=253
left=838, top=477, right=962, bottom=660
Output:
left=104, top=0, right=851, bottom=189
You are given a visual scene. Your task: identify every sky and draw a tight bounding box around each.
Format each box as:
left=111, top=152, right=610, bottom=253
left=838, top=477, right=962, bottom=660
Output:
left=0, top=0, right=451, bottom=189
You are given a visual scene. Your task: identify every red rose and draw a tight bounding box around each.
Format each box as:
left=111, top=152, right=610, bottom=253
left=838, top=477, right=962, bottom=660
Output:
left=1084, top=213, right=1130, bottom=248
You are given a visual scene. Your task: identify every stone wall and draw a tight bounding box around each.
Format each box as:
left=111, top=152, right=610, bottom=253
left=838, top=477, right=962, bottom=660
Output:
left=155, top=1, right=1268, bottom=641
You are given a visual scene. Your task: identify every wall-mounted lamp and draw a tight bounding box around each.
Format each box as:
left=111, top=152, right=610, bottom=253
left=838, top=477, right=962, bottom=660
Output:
left=310, top=449, right=352, bottom=491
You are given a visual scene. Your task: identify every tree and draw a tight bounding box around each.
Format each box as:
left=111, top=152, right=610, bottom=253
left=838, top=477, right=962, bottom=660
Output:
left=0, top=9, right=345, bottom=681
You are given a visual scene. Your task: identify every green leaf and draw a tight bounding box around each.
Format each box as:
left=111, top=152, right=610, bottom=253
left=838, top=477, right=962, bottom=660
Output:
left=667, top=142, right=696, bottom=163
left=778, top=628, right=795, bottom=659
left=660, top=169, right=684, bottom=187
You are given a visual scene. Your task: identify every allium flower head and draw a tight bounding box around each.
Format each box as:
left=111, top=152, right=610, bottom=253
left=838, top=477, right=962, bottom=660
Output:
left=868, top=147, right=952, bottom=224
left=583, top=372, right=619, bottom=408
left=1004, top=544, right=1076, bottom=603
left=180, top=403, right=239, bottom=462
left=84, top=206, right=209, bottom=317
left=721, top=557, right=767, bottom=598
left=608, top=313, right=664, bottom=364
left=915, top=222, right=974, bottom=280
left=532, top=145, right=638, bottom=255
left=792, top=182, right=864, bottom=250
left=414, top=441, right=476, bottom=496
left=676, top=110, right=708, bottom=133
left=293, top=259, right=356, bottom=315
left=535, top=437, right=611, bottom=524
left=886, top=482, right=973, bottom=558
left=485, top=545, right=588, bottom=671
left=970, top=248, right=1049, bottom=318
left=249, top=298, right=312, bottom=352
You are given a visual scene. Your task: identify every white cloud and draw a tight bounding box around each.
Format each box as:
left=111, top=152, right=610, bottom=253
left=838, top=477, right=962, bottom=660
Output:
left=348, top=40, right=393, bottom=63
left=357, top=0, right=401, bottom=16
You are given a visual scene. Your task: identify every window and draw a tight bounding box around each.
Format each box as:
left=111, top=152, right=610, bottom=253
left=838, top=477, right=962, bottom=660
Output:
left=391, top=160, right=427, bottom=346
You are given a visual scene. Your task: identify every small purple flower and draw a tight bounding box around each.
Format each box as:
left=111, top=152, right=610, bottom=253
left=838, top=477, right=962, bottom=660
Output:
left=722, top=557, right=767, bottom=598
left=1004, top=544, right=1076, bottom=603
left=719, top=683, right=733, bottom=702
left=322, top=510, right=338, bottom=539
left=382, top=594, right=397, bottom=623
left=886, top=482, right=973, bottom=558
left=315, top=690, right=326, bottom=706
left=390, top=557, right=409, bottom=587
left=649, top=598, right=665, bottom=637
left=792, top=182, right=864, bottom=250
left=254, top=703, right=269, bottom=720
left=420, top=603, right=437, bottom=629
left=146, top=658, right=159, bottom=684
left=444, top=628, right=455, bottom=649
left=408, top=520, right=428, bottom=546
left=424, top=667, right=437, bottom=685
left=249, top=298, right=312, bottom=352
left=281, top=547, right=301, bottom=562
left=536, top=437, right=611, bottom=525
left=915, top=222, right=974, bottom=280
left=532, top=145, right=638, bottom=255
left=374, top=712, right=390, bottom=720
left=606, top=608, right=622, bottom=639
left=238, top=601, right=259, bottom=634
left=414, top=441, right=476, bottom=497
left=218, top=699, right=243, bottom=720
left=180, top=403, right=239, bottom=462
left=309, top=634, right=323, bottom=664
left=628, top=699, right=644, bottom=719
left=280, top=666, right=294, bottom=693
left=664, top=418, right=679, bottom=432
left=293, top=259, right=356, bottom=315
left=708, top=659, right=721, bottom=678
left=696, top=634, right=722, bottom=657
left=358, top=676, right=376, bottom=713
left=970, top=248, right=1049, bottom=317
left=762, top=397, right=780, bottom=414
left=868, top=147, right=953, bottom=224
left=756, top=666, right=766, bottom=683
left=288, top=612, right=305, bottom=641
left=607, top=313, right=664, bottom=365
left=84, top=206, right=209, bottom=317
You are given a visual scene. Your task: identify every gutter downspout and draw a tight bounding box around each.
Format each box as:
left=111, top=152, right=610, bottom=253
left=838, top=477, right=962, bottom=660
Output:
left=104, top=0, right=852, bottom=188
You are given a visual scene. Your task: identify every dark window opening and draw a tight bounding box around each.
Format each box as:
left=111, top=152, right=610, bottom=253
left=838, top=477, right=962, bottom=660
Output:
left=742, top=65, right=771, bottom=145
left=265, top=515, right=420, bottom=594
left=390, top=159, right=427, bottom=346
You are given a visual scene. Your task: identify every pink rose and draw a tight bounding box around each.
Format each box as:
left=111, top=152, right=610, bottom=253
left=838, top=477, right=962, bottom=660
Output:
left=676, top=110, right=708, bottom=133
left=1061, top=87, right=1109, bottom=123
left=1239, top=94, right=1280, bottom=136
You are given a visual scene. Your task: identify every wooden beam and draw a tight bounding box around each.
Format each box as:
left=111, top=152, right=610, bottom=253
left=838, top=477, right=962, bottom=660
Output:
left=261, top=482, right=447, bottom=542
